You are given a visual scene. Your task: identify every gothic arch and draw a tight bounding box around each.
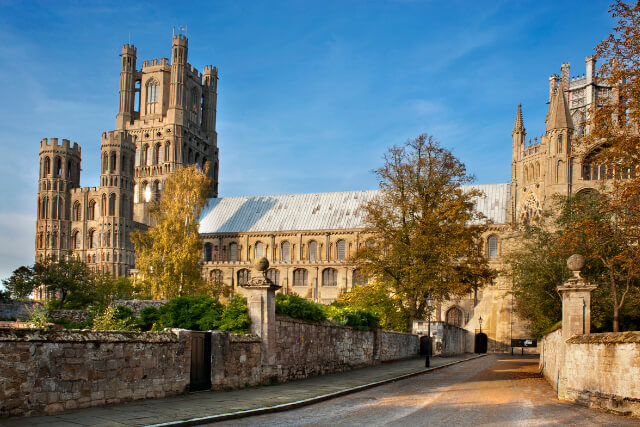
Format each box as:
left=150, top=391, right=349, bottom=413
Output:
left=519, top=192, right=542, bottom=225
left=445, top=306, right=464, bottom=327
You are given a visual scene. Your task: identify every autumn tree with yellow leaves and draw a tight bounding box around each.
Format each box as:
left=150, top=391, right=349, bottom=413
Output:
left=132, top=164, right=211, bottom=299
left=349, top=134, right=495, bottom=331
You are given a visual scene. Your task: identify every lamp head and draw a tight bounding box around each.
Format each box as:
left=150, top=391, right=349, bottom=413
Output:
left=426, top=294, right=434, bottom=308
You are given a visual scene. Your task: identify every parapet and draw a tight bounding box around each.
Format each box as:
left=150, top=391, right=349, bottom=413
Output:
left=203, top=65, right=218, bottom=75
left=40, top=137, right=81, bottom=155
left=122, top=43, right=137, bottom=55
left=172, top=34, right=188, bottom=47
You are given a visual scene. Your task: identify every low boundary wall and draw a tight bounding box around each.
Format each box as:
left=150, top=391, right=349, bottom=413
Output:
left=541, top=330, right=640, bottom=416
left=0, top=328, right=190, bottom=417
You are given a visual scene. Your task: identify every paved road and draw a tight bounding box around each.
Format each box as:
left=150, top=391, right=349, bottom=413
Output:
left=214, top=355, right=637, bottom=426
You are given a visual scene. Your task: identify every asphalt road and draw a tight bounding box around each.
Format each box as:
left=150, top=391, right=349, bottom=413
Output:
left=213, top=355, right=638, bottom=426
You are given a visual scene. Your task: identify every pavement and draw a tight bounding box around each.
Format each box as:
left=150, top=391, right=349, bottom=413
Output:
left=0, top=353, right=482, bottom=427
left=211, top=355, right=639, bottom=427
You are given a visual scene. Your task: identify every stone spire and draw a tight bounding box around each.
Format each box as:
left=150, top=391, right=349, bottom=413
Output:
left=546, top=86, right=574, bottom=131
left=512, top=103, right=525, bottom=135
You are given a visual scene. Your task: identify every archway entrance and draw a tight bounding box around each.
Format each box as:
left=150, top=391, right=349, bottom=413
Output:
left=474, top=333, right=488, bottom=353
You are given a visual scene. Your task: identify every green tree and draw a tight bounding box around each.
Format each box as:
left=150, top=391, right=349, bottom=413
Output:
left=2, top=266, right=35, bottom=299
left=353, top=134, right=495, bottom=330
left=338, top=280, right=408, bottom=331
left=34, top=256, right=93, bottom=309
left=132, top=164, right=211, bottom=299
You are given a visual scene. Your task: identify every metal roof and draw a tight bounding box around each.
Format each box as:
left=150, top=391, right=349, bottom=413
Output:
left=199, top=183, right=510, bottom=234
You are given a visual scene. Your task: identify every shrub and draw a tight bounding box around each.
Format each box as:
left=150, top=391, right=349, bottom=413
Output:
left=156, top=296, right=224, bottom=331
left=275, top=293, right=326, bottom=323
left=138, top=306, right=160, bottom=331
left=215, top=296, right=250, bottom=333
left=26, top=303, right=49, bottom=328
left=91, top=305, right=137, bottom=331
left=323, top=304, right=379, bottom=331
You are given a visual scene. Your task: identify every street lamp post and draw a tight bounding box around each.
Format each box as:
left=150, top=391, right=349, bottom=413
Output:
left=479, top=315, right=483, bottom=334
left=425, top=294, right=434, bottom=368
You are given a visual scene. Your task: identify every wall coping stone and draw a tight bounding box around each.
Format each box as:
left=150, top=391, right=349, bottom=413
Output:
left=567, top=331, right=640, bottom=344
left=0, top=327, right=179, bottom=343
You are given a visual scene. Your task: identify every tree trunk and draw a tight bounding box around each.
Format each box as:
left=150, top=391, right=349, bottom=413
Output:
left=613, top=305, right=620, bottom=332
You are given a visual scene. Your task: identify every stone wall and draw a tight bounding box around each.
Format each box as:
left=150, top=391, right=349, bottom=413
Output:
left=0, top=300, right=36, bottom=320
left=274, top=317, right=376, bottom=381
left=379, top=329, right=420, bottom=361
left=210, top=332, right=263, bottom=389
left=0, top=328, right=190, bottom=417
left=540, top=330, right=640, bottom=416
left=208, top=317, right=420, bottom=390
left=49, top=309, right=90, bottom=324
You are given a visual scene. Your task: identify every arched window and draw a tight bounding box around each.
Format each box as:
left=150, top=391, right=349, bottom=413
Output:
left=336, top=240, right=346, bottom=260
left=43, top=156, right=51, bottom=177
left=487, top=235, right=498, bottom=259
left=309, top=241, right=317, bottom=261
left=293, top=269, right=308, bottom=287
left=204, top=243, right=213, bottom=262
left=72, top=230, right=81, bottom=249
left=237, top=269, right=251, bottom=286
left=281, top=241, right=290, bottom=262
left=41, top=196, right=49, bottom=219
left=352, top=269, right=367, bottom=287
left=229, top=242, right=238, bottom=262
left=144, top=145, right=151, bottom=166
left=322, top=268, right=337, bottom=286
left=255, top=242, right=264, bottom=259
left=266, top=269, right=280, bottom=285
left=153, top=180, right=160, bottom=200
left=101, top=194, right=107, bottom=216
left=54, top=156, right=62, bottom=178
left=51, top=197, right=58, bottom=220
left=556, top=161, right=564, bottom=183
left=557, top=134, right=563, bottom=153
left=153, top=144, right=161, bottom=165
left=102, top=152, right=108, bottom=173
left=535, top=162, right=540, bottom=180
left=146, top=79, right=159, bottom=103
left=108, top=193, right=116, bottom=216
left=135, top=148, right=141, bottom=167
left=88, top=229, right=96, bottom=249
left=120, top=195, right=127, bottom=217
left=72, top=202, right=81, bottom=221
left=110, top=152, right=117, bottom=173
left=164, top=142, right=171, bottom=162
left=88, top=200, right=96, bottom=220
left=446, top=307, right=463, bottom=327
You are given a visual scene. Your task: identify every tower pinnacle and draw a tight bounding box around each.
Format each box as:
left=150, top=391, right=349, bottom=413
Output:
left=512, top=103, right=525, bottom=135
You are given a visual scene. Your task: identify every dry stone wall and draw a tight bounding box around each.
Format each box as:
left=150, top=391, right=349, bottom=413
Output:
left=0, top=328, right=190, bottom=417
left=0, top=300, right=36, bottom=320
left=541, top=330, right=640, bottom=417
left=210, top=332, right=263, bottom=389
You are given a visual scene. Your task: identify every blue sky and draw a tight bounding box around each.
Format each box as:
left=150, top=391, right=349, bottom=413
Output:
left=0, top=0, right=613, bottom=280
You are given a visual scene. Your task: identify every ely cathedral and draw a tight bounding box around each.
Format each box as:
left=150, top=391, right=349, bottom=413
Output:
left=34, top=35, right=613, bottom=351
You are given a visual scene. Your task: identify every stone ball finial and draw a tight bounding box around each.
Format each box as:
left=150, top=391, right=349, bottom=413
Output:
left=567, top=254, right=585, bottom=272
left=255, top=257, right=269, bottom=272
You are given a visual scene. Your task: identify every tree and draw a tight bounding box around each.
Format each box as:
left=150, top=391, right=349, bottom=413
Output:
left=2, top=266, right=35, bottom=299
left=557, top=192, right=640, bottom=332
left=582, top=1, right=640, bottom=245
left=338, top=280, right=408, bottom=331
left=353, top=134, right=495, bottom=330
left=132, top=164, right=211, bottom=299
left=33, top=256, right=94, bottom=309
left=504, top=218, right=566, bottom=339
left=506, top=193, right=640, bottom=336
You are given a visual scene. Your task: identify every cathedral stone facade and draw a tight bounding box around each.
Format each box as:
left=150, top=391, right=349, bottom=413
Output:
left=34, top=35, right=219, bottom=298
left=34, top=36, right=617, bottom=351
